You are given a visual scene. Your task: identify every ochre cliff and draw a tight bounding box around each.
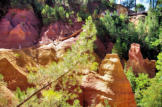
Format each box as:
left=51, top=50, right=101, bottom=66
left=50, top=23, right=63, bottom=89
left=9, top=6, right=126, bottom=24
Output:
left=0, top=36, right=79, bottom=90
left=81, top=54, right=136, bottom=107
left=0, top=58, right=31, bottom=90
left=0, top=44, right=58, bottom=91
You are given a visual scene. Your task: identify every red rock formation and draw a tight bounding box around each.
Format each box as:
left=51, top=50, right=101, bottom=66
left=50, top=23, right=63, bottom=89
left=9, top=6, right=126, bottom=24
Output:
left=5, top=9, right=39, bottom=27
left=39, top=20, right=83, bottom=44
left=127, top=43, right=156, bottom=77
left=81, top=54, right=136, bottom=107
left=0, top=19, right=13, bottom=40
left=94, top=36, right=114, bottom=58
left=0, top=8, right=40, bottom=49
left=94, top=38, right=106, bottom=58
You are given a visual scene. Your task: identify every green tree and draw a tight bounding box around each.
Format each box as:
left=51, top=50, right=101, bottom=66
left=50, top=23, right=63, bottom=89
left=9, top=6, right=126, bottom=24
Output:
left=135, top=4, right=145, bottom=12
left=156, top=52, right=162, bottom=72
left=41, top=5, right=67, bottom=24
left=139, top=53, right=162, bottom=107
left=139, top=71, right=162, bottom=107
left=121, top=0, right=136, bottom=9
left=125, top=69, right=151, bottom=106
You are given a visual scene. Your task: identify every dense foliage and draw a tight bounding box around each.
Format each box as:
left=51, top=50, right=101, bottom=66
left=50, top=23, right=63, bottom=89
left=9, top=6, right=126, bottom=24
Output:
left=98, top=10, right=139, bottom=58
left=97, top=7, right=161, bottom=59
left=135, top=4, right=145, bottom=12
left=41, top=5, right=67, bottom=24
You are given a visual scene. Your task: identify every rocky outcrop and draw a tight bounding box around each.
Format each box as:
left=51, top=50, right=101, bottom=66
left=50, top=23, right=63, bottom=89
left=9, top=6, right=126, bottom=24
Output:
left=0, top=44, right=58, bottom=70
left=0, top=85, right=19, bottom=107
left=39, top=20, right=83, bottom=45
left=0, top=43, right=57, bottom=90
left=0, top=58, right=32, bottom=90
left=0, top=37, right=81, bottom=90
left=81, top=54, right=136, bottom=107
left=0, top=8, right=40, bottom=49
left=127, top=43, right=156, bottom=77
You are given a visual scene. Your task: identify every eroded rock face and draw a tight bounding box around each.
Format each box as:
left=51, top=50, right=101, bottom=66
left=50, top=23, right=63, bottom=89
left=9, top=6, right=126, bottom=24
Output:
left=127, top=43, right=156, bottom=77
left=0, top=58, right=32, bottom=90
left=0, top=43, right=59, bottom=90
left=81, top=54, right=136, bottom=107
left=39, top=20, right=83, bottom=45
left=0, top=8, right=40, bottom=49
left=0, top=39, right=79, bottom=90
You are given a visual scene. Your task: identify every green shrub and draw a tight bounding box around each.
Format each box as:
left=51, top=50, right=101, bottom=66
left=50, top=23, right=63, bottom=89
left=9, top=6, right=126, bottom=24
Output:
left=41, top=5, right=67, bottom=25
left=134, top=73, right=150, bottom=105
left=138, top=53, right=162, bottom=106
left=139, top=72, right=162, bottom=107
left=156, top=52, right=162, bottom=72
left=135, top=4, right=145, bottom=12
left=125, top=70, right=151, bottom=106
left=137, top=8, right=161, bottom=59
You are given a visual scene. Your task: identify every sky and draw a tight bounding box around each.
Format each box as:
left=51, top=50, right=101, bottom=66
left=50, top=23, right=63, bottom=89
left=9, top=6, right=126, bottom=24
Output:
left=116, top=0, right=150, bottom=10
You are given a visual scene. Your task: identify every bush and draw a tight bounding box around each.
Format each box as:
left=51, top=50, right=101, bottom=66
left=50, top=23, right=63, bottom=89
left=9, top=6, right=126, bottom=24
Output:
left=137, top=8, right=161, bottom=59
left=41, top=5, right=67, bottom=25
left=139, top=72, right=162, bottom=107
left=98, top=10, right=139, bottom=58
left=125, top=69, right=151, bottom=106
left=156, top=52, right=162, bottom=72
left=135, top=4, right=145, bottom=12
